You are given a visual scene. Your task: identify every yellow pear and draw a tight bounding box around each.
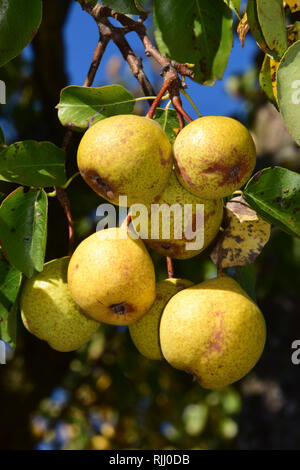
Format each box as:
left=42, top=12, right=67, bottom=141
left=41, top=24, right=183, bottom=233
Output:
left=174, top=116, right=256, bottom=199
left=160, top=275, right=266, bottom=390
left=77, top=114, right=172, bottom=207
left=68, top=227, right=156, bottom=325
left=130, top=172, right=223, bottom=259
left=20, top=257, right=100, bottom=352
left=129, top=278, right=193, bottom=360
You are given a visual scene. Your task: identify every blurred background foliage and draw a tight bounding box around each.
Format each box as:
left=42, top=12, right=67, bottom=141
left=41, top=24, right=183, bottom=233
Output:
left=0, top=0, right=300, bottom=450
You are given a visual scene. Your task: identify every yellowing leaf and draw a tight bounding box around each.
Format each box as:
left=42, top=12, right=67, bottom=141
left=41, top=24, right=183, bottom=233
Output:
left=211, top=196, right=271, bottom=269
left=284, top=1, right=300, bottom=12
left=237, top=13, right=250, bottom=47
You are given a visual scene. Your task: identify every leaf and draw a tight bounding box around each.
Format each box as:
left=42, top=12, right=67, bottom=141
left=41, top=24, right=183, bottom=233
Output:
left=237, top=12, right=250, bottom=47
left=211, top=196, right=271, bottom=268
left=153, top=0, right=233, bottom=84
left=259, top=55, right=277, bottom=106
left=246, top=0, right=269, bottom=54
left=0, top=188, right=48, bottom=277
left=0, top=126, right=4, bottom=145
left=0, top=0, right=42, bottom=68
left=256, top=0, right=288, bottom=60
left=224, top=0, right=241, bottom=18
left=102, top=0, right=141, bottom=14
left=285, top=0, right=300, bottom=12
left=233, top=264, right=257, bottom=302
left=57, top=85, right=135, bottom=132
left=0, top=252, right=22, bottom=347
left=244, top=167, right=300, bottom=238
left=0, top=141, right=66, bottom=187
left=277, top=40, right=300, bottom=145
left=153, top=108, right=181, bottom=144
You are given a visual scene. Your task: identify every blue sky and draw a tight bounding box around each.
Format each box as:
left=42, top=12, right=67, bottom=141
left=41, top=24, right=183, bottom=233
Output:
left=63, top=2, right=258, bottom=120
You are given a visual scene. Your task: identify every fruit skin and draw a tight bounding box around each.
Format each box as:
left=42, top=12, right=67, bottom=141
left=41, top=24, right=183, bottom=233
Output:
left=159, top=275, right=266, bottom=390
left=20, top=257, right=100, bottom=352
left=129, top=278, right=193, bottom=360
left=174, top=116, right=256, bottom=199
left=68, top=227, right=156, bottom=325
left=130, top=171, right=223, bottom=259
left=77, top=114, right=172, bottom=207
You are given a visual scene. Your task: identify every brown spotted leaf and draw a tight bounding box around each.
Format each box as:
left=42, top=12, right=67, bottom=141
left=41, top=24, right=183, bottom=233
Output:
left=211, top=196, right=271, bottom=268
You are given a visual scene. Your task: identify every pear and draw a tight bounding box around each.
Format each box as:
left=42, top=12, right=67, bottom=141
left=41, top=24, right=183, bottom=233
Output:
left=130, top=172, right=223, bottom=259
left=77, top=114, right=172, bottom=207
left=174, top=116, right=256, bottom=199
left=160, top=275, right=266, bottom=390
left=20, top=257, right=100, bottom=352
left=68, top=227, right=156, bottom=325
left=129, top=278, right=193, bottom=360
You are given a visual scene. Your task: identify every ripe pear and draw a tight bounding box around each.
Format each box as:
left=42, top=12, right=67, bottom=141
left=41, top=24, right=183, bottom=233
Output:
left=77, top=114, right=172, bottom=207
left=68, top=227, right=156, bottom=325
left=129, top=278, right=193, bottom=360
left=130, top=172, right=223, bottom=259
left=160, top=275, right=266, bottom=390
left=20, top=257, right=100, bottom=352
left=174, top=116, right=256, bottom=199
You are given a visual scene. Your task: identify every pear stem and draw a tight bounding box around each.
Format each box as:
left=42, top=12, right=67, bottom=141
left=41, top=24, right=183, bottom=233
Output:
left=166, top=257, right=175, bottom=278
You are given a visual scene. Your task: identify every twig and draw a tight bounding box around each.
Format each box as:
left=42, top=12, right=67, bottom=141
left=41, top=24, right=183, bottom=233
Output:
left=83, top=36, right=111, bottom=87
left=100, top=19, right=156, bottom=103
left=56, top=187, right=75, bottom=255
left=89, top=4, right=195, bottom=80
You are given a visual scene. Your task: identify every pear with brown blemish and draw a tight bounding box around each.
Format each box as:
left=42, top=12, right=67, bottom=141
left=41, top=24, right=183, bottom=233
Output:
left=77, top=114, right=172, bottom=207
left=159, top=275, right=266, bottom=390
left=67, top=227, right=156, bottom=325
left=174, top=116, right=256, bottom=199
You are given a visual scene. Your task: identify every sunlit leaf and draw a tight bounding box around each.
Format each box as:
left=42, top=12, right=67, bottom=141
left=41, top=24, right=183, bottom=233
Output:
left=244, top=167, right=300, bottom=237
left=0, top=188, right=48, bottom=277
left=57, top=85, right=135, bottom=132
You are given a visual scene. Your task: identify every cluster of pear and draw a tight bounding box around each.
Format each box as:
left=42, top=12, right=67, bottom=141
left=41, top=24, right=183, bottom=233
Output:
left=77, top=114, right=256, bottom=259
left=20, top=113, right=266, bottom=390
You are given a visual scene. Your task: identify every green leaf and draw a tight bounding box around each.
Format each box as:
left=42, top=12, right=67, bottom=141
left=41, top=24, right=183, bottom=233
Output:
left=256, top=0, right=288, bottom=60
left=102, top=0, right=141, bottom=14
left=57, top=85, right=135, bottom=132
left=232, top=264, right=257, bottom=302
left=0, top=252, right=22, bottom=347
left=0, top=0, right=42, bottom=68
left=154, top=0, right=233, bottom=84
left=153, top=108, right=181, bottom=144
left=244, top=167, right=300, bottom=238
left=0, top=188, right=48, bottom=277
left=277, top=40, right=300, bottom=145
left=223, top=0, right=241, bottom=18
left=0, top=126, right=4, bottom=145
left=0, top=141, right=66, bottom=187
left=246, top=0, right=270, bottom=55
left=259, top=55, right=277, bottom=106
